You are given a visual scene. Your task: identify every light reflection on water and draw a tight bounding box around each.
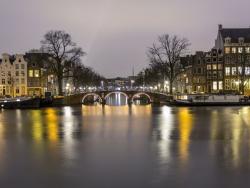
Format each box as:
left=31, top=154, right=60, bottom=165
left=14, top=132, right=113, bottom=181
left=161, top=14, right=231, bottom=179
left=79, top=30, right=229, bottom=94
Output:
left=0, top=106, right=250, bottom=187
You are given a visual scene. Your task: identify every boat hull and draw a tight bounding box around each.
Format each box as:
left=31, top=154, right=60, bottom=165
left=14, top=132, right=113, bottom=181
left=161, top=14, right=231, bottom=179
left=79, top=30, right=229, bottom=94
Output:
left=0, top=98, right=41, bottom=109
left=169, top=100, right=250, bottom=106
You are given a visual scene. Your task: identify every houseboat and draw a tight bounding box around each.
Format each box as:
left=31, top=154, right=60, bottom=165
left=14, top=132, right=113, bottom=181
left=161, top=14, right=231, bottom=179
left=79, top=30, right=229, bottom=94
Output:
left=170, top=94, right=250, bottom=106
left=0, top=97, right=41, bottom=109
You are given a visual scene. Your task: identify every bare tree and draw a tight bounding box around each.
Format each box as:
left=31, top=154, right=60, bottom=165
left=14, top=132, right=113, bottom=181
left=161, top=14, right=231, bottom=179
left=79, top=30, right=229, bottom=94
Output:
left=41, top=30, right=85, bottom=95
left=148, top=34, right=190, bottom=94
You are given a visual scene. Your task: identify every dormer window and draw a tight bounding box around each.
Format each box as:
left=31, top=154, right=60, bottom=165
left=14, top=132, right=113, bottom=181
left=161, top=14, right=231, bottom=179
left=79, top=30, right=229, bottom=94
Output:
left=239, top=37, right=244, bottom=44
left=225, top=37, right=231, bottom=44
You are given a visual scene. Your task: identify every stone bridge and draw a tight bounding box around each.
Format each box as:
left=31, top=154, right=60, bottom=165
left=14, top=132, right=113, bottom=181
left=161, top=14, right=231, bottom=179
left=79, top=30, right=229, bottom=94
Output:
left=64, top=90, right=172, bottom=105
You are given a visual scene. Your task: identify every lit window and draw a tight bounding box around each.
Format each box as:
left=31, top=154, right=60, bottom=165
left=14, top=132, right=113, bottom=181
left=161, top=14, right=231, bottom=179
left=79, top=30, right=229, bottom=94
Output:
left=213, top=81, right=217, bottom=90
left=246, top=47, right=250, bottom=53
left=212, top=64, right=217, bottom=70
left=246, top=67, right=250, bottom=75
left=232, top=47, right=237, bottom=53
left=219, top=81, right=223, bottom=90
left=225, top=67, right=230, bottom=76
left=238, top=67, right=242, bottom=74
left=207, top=65, right=211, bottom=70
left=29, top=70, right=33, bottom=77
left=34, top=70, right=39, bottom=77
left=238, top=47, right=243, bottom=53
left=225, top=47, right=230, bottom=54
left=232, top=67, right=237, bottom=75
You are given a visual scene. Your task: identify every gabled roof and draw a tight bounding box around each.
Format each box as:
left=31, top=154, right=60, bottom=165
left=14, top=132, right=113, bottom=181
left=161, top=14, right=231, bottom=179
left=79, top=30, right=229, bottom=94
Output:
left=220, top=28, right=250, bottom=43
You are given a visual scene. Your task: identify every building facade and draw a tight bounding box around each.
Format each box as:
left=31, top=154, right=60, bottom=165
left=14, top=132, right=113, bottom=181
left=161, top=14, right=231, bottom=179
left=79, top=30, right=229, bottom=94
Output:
left=215, top=24, right=250, bottom=95
left=178, top=25, right=250, bottom=95
left=0, top=54, right=28, bottom=97
left=205, top=49, right=224, bottom=93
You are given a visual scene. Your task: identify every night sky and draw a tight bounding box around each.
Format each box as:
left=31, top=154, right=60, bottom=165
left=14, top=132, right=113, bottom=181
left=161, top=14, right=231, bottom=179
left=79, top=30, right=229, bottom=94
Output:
left=0, top=0, right=250, bottom=77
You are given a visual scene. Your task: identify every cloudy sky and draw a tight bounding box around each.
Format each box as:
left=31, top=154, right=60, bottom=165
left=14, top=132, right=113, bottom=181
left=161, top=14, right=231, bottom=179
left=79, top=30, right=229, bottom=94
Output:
left=0, top=0, right=250, bottom=78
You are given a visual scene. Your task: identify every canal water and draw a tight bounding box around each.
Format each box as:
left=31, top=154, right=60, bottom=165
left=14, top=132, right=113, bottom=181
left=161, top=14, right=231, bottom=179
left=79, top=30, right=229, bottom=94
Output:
left=0, top=93, right=250, bottom=187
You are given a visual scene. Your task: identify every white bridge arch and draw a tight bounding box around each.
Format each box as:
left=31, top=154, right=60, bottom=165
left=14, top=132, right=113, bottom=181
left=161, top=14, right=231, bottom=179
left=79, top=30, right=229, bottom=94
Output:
left=104, top=91, right=129, bottom=100
left=132, top=92, right=152, bottom=103
left=81, top=93, right=102, bottom=103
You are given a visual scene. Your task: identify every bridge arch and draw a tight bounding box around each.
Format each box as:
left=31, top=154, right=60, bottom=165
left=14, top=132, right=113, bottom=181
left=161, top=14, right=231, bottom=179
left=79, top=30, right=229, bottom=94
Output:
left=81, top=93, right=102, bottom=104
left=132, top=92, right=152, bottom=103
left=104, top=91, right=129, bottom=100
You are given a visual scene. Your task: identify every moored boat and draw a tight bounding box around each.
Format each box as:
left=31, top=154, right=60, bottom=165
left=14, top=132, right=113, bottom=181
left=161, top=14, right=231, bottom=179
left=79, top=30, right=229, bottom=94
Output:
left=0, top=97, right=41, bottom=109
left=170, top=94, right=250, bottom=106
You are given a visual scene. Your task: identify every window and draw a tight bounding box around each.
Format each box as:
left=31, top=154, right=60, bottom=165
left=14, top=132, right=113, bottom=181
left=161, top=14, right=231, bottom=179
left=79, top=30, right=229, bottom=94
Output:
left=8, top=71, right=11, bottom=76
left=207, top=65, right=211, bottom=70
left=219, top=81, right=223, bottom=90
left=225, top=79, right=230, bottom=90
left=218, top=64, right=222, bottom=70
left=29, top=70, right=33, bottom=77
left=21, top=86, right=25, bottom=95
left=238, top=47, right=243, bottom=53
left=239, top=37, right=244, bottom=44
left=34, top=70, right=39, bottom=77
left=246, top=67, right=250, bottom=75
left=213, top=58, right=217, bottom=62
left=16, top=87, right=19, bottom=94
left=16, top=71, right=19, bottom=76
left=231, top=79, right=237, bottom=90
left=238, top=66, right=242, bottom=74
left=225, top=47, right=230, bottom=54
left=21, top=64, right=24, bottom=69
left=225, top=37, right=231, bottom=44
left=15, top=64, right=19, bottom=69
left=18, top=59, right=22, bottom=62
left=232, top=47, right=237, bottom=53
left=232, top=67, right=237, bottom=75
left=212, top=64, right=217, bottom=70
left=197, top=68, right=201, bottom=74
left=225, top=67, right=230, bottom=76
left=213, top=81, right=217, bottom=90
left=21, top=71, right=25, bottom=76
left=246, top=47, right=250, bottom=53
left=21, top=78, right=25, bottom=84
left=207, top=58, right=211, bottom=62
left=15, top=78, right=19, bottom=84
left=2, top=79, right=5, bottom=84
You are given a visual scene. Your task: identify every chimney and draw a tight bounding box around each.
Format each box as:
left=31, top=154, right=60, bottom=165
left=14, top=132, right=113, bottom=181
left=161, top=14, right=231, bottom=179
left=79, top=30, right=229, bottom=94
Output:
left=218, top=24, right=223, bottom=30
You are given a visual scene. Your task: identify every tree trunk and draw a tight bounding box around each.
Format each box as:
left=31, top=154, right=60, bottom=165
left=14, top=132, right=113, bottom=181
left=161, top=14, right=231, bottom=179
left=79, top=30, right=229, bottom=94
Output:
left=169, top=81, right=173, bottom=95
left=58, top=75, right=63, bottom=96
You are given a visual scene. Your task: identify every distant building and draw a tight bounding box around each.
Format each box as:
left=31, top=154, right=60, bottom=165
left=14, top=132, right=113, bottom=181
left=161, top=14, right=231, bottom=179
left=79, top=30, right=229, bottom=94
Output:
left=215, top=24, right=250, bottom=94
left=0, top=54, right=27, bottom=97
left=205, top=49, right=224, bottom=93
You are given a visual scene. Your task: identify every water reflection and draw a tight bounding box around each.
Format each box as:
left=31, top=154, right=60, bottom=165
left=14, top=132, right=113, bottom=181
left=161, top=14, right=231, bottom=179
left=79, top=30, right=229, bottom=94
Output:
left=0, top=106, right=250, bottom=187
left=177, top=108, right=193, bottom=164
left=106, top=92, right=128, bottom=106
